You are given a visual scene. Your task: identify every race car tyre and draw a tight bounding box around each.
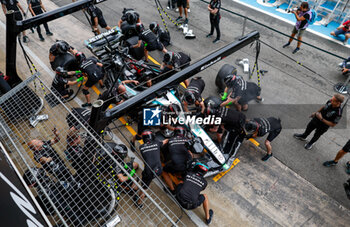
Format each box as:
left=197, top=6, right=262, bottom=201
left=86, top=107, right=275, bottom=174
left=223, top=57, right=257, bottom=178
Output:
left=52, top=53, right=79, bottom=71
left=204, top=96, right=222, bottom=109
left=215, top=64, right=237, bottom=92
left=126, top=36, right=144, bottom=60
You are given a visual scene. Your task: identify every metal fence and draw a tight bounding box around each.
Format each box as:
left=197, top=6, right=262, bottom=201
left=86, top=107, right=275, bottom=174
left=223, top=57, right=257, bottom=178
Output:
left=0, top=73, right=186, bottom=227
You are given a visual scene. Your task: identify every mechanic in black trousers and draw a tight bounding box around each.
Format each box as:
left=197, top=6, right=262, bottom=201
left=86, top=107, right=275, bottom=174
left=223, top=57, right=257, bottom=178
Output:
left=162, top=126, right=192, bottom=194
left=175, top=162, right=214, bottom=224
left=294, top=94, right=344, bottom=150
left=86, top=4, right=111, bottom=35
left=245, top=117, right=282, bottom=161
left=51, top=66, right=82, bottom=100
left=1, top=0, right=29, bottom=42
left=132, top=23, right=167, bottom=62
left=206, top=105, right=246, bottom=143
left=134, top=130, right=168, bottom=208
left=28, top=0, right=53, bottom=41
left=220, top=74, right=263, bottom=111
left=323, top=139, right=350, bottom=174
left=161, top=51, right=191, bottom=86
left=183, top=77, right=205, bottom=114
left=207, top=0, right=221, bottom=44
left=69, top=49, right=105, bottom=107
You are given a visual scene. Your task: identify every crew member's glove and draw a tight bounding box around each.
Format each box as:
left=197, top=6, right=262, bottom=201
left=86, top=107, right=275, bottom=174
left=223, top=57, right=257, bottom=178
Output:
left=76, top=77, right=83, bottom=82
left=128, top=169, right=136, bottom=180
left=221, top=92, right=228, bottom=101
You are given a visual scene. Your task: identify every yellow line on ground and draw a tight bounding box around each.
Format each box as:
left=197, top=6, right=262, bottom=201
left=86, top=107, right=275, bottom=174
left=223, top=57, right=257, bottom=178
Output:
left=213, top=158, right=240, bottom=182
left=249, top=138, right=260, bottom=147
left=148, top=55, right=160, bottom=65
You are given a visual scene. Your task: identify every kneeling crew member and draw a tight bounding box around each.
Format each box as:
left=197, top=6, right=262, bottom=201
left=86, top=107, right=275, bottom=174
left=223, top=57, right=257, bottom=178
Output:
left=133, top=23, right=167, bottom=62
left=161, top=51, right=191, bottom=86
left=162, top=126, right=192, bottom=194
left=176, top=162, right=214, bottom=224
left=183, top=77, right=205, bottom=114
left=207, top=105, right=246, bottom=143
left=149, top=22, right=171, bottom=47
left=220, top=74, right=263, bottom=111
left=52, top=67, right=82, bottom=100
left=245, top=117, right=282, bottom=161
left=70, top=50, right=105, bottom=107
left=134, top=130, right=168, bottom=207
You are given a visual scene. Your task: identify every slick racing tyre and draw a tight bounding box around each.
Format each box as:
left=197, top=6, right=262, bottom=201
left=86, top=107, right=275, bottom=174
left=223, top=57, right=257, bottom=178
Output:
left=215, top=64, right=237, bottom=92
left=126, top=36, right=144, bottom=60
left=52, top=53, right=79, bottom=71
left=204, top=96, right=222, bottom=109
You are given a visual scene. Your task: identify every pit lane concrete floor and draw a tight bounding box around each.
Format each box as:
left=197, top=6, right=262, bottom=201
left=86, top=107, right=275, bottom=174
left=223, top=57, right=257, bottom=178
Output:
left=2, top=0, right=350, bottom=225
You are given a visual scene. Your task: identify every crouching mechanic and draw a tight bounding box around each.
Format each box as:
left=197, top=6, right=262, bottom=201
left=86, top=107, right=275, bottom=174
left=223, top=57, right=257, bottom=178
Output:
left=149, top=22, right=171, bottom=47
left=161, top=51, right=191, bottom=86
left=69, top=50, right=105, bottom=107
left=245, top=117, right=282, bottom=161
left=206, top=104, right=246, bottom=143
left=183, top=77, right=205, bottom=114
left=132, top=23, right=167, bottom=62
left=134, top=130, right=168, bottom=208
left=175, top=162, right=214, bottom=224
left=220, top=74, right=263, bottom=111
left=110, top=144, right=139, bottom=193
left=162, top=126, right=192, bottom=194
left=52, top=66, right=83, bottom=100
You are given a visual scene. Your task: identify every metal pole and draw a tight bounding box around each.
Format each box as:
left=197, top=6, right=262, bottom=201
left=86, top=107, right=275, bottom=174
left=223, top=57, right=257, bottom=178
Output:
left=5, top=0, right=95, bottom=89
left=242, top=17, right=247, bottom=37
left=89, top=99, right=104, bottom=133
left=6, top=11, right=21, bottom=87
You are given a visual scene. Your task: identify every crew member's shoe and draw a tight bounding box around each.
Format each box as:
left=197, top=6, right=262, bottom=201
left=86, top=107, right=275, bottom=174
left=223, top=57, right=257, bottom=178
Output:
left=184, top=18, right=188, bottom=24
left=46, top=31, right=53, bottom=36
left=292, top=47, right=300, bottom=54
left=323, top=160, right=338, bottom=167
left=206, top=209, right=214, bottom=225
left=133, top=195, right=143, bottom=208
left=23, top=35, right=29, bottom=43
left=176, top=16, right=183, bottom=22
left=304, top=142, right=313, bottom=150
left=256, top=97, right=264, bottom=103
left=293, top=133, right=306, bottom=141
left=30, top=27, right=35, bottom=33
left=82, top=102, right=92, bottom=107
left=39, top=34, right=45, bottom=42
left=213, top=38, right=220, bottom=44
left=206, top=33, right=213, bottom=38
left=262, top=153, right=273, bottom=161
left=346, top=162, right=350, bottom=174
left=282, top=42, right=290, bottom=48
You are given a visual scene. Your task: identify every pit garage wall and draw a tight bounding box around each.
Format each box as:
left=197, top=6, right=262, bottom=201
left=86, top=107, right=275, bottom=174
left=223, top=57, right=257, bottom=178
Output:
left=0, top=145, right=49, bottom=227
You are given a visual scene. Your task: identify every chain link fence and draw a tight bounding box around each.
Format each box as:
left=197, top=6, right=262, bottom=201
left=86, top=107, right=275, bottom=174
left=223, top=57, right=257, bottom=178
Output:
left=0, top=73, right=187, bottom=227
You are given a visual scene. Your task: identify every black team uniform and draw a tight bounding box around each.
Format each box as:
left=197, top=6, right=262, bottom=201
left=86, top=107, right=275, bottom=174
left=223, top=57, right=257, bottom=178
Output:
left=163, top=137, right=191, bottom=174
left=208, top=0, right=221, bottom=42
left=139, top=140, right=163, bottom=188
left=176, top=171, right=207, bottom=209
left=28, top=0, right=52, bottom=41
left=80, top=57, right=104, bottom=88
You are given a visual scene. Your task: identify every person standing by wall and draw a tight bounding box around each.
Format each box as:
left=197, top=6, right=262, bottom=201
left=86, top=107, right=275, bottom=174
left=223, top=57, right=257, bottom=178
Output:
left=1, top=0, right=29, bottom=42
left=293, top=94, right=344, bottom=150
left=282, top=2, right=311, bottom=54
left=207, top=0, right=221, bottom=44
left=28, top=0, right=53, bottom=41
